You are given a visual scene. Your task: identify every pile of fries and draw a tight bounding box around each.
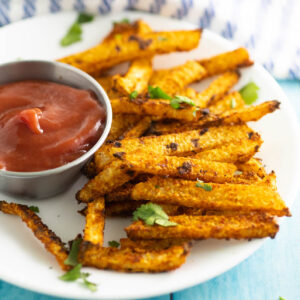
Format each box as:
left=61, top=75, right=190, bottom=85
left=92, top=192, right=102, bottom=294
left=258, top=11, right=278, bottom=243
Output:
left=0, top=20, right=290, bottom=276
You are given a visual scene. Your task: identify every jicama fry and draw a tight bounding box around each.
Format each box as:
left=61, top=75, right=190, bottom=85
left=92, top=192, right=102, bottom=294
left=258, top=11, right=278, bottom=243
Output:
left=198, top=48, right=253, bottom=77
left=105, top=183, right=135, bottom=202
left=209, top=91, right=245, bottom=114
left=77, top=160, right=136, bottom=203
left=106, top=201, right=145, bottom=217
left=121, top=116, right=152, bottom=139
left=83, top=197, right=105, bottom=245
left=236, top=158, right=267, bottom=178
left=59, top=29, right=202, bottom=74
left=110, top=97, right=205, bottom=122
left=113, top=57, right=153, bottom=94
left=120, top=238, right=191, bottom=250
left=193, top=139, right=261, bottom=163
left=82, top=159, right=97, bottom=179
left=131, top=177, right=290, bottom=216
left=118, top=152, right=238, bottom=183
left=95, top=76, right=124, bottom=98
left=125, top=214, right=278, bottom=240
left=94, top=124, right=259, bottom=171
left=193, top=71, right=240, bottom=107
left=150, top=60, right=206, bottom=94
left=0, top=201, right=69, bottom=270
left=79, top=241, right=190, bottom=272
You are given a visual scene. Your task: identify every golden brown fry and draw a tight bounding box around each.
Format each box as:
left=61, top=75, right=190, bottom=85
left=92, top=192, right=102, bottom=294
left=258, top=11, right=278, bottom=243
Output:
left=59, top=29, right=202, bottom=74
left=131, top=177, right=290, bottom=216
left=110, top=97, right=205, bottom=122
left=105, top=183, right=135, bottom=202
left=118, top=152, right=237, bottom=183
left=125, top=214, right=279, bottom=240
left=102, top=20, right=152, bottom=42
left=79, top=241, right=190, bottom=272
left=150, top=60, right=206, bottom=94
left=209, top=91, right=245, bottom=114
left=0, top=201, right=69, bottom=270
left=95, top=76, right=124, bottom=98
left=113, top=57, right=153, bottom=94
left=193, top=139, right=261, bottom=163
left=236, top=158, right=267, bottom=178
left=198, top=48, right=253, bottom=77
left=106, top=201, right=145, bottom=217
left=83, top=197, right=105, bottom=245
left=121, top=116, right=152, bottom=139
left=120, top=238, right=191, bottom=250
left=82, top=159, right=97, bottom=179
left=94, top=124, right=259, bottom=171
left=194, top=71, right=240, bottom=107
left=77, top=160, right=136, bottom=203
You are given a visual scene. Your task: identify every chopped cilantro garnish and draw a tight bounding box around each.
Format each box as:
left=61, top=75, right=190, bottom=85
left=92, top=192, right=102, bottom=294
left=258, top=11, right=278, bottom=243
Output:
left=195, top=179, right=213, bottom=191
left=230, top=98, right=236, bottom=109
left=129, top=90, right=138, bottom=100
left=113, top=18, right=130, bottom=25
left=108, top=240, right=120, bottom=248
left=148, top=86, right=172, bottom=100
left=170, top=95, right=195, bottom=109
left=60, top=237, right=97, bottom=292
left=133, top=203, right=177, bottom=227
left=239, top=82, right=259, bottom=105
left=60, top=13, right=94, bottom=47
left=29, top=206, right=39, bottom=213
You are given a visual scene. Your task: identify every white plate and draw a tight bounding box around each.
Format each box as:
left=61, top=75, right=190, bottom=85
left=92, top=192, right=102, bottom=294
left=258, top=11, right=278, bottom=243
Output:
left=0, top=11, right=300, bottom=300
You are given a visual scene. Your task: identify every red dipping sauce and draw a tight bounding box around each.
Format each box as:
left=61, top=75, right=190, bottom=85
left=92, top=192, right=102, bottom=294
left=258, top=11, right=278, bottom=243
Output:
left=0, top=80, right=106, bottom=172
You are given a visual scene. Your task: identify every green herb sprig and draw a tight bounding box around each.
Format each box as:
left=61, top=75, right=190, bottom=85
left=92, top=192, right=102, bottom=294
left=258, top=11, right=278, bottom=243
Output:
left=60, top=13, right=94, bottom=47
left=29, top=206, right=39, bottom=213
left=133, top=203, right=177, bottom=227
left=113, top=18, right=130, bottom=25
left=108, top=240, right=120, bottom=248
left=239, top=82, right=259, bottom=105
left=170, top=95, right=195, bottom=109
left=195, top=179, right=213, bottom=191
left=129, top=90, right=138, bottom=100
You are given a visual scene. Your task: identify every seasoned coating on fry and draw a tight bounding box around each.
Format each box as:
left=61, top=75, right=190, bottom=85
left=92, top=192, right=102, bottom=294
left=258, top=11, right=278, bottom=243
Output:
left=59, top=29, right=202, bottom=74
left=193, top=139, right=262, bottom=163
left=83, top=197, right=105, bottom=245
left=110, top=97, right=205, bottom=122
left=121, top=116, right=153, bottom=139
left=102, top=20, right=152, bottom=42
left=194, top=71, right=240, bottom=107
left=94, top=124, right=258, bottom=170
left=236, top=158, right=267, bottom=178
left=82, top=159, right=97, bottom=179
left=106, top=201, right=145, bottom=217
left=95, top=76, right=124, bottom=98
left=77, top=160, right=136, bottom=203
left=131, top=177, right=290, bottom=216
left=150, top=60, right=206, bottom=94
left=209, top=91, right=245, bottom=114
left=113, top=57, right=153, bottom=94
left=105, top=183, right=135, bottom=202
left=118, top=152, right=238, bottom=183
left=120, top=238, right=191, bottom=250
left=0, top=201, right=69, bottom=270
left=125, top=214, right=279, bottom=240
left=198, top=48, right=253, bottom=77
left=79, top=241, right=190, bottom=272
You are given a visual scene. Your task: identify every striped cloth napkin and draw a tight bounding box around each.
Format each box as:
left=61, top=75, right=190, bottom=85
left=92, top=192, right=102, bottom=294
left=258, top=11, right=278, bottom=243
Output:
left=0, top=0, right=299, bottom=79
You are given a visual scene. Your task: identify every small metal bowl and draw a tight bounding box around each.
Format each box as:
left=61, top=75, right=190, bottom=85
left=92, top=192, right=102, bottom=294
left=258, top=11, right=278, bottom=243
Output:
left=0, top=60, right=112, bottom=199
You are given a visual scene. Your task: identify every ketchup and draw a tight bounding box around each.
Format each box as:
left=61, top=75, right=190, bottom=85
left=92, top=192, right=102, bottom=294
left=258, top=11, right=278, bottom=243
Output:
left=0, top=80, right=106, bottom=172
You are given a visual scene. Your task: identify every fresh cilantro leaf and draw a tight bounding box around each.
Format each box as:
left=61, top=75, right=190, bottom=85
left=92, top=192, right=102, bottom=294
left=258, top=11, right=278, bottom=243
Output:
left=81, top=272, right=97, bottom=292
left=148, top=86, right=172, bottom=100
left=129, top=90, right=138, bottom=100
left=195, top=179, right=213, bottom=191
left=64, top=237, right=82, bottom=267
left=170, top=95, right=195, bottom=109
left=77, top=13, right=94, bottom=24
left=239, top=82, right=259, bottom=105
left=114, top=34, right=122, bottom=40
left=29, top=206, right=39, bottom=213
left=133, top=203, right=177, bottom=227
left=230, top=98, right=236, bottom=109
left=60, top=22, right=82, bottom=46
left=108, top=240, right=120, bottom=248
left=113, top=18, right=130, bottom=25
left=59, top=263, right=82, bottom=281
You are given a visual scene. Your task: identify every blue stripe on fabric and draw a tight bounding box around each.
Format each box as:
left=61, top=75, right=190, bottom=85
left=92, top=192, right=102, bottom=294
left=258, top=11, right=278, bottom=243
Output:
left=263, top=61, right=274, bottom=73
left=49, top=0, right=61, bottom=13
left=126, top=0, right=138, bottom=10
left=73, top=0, right=85, bottom=11
left=149, top=0, right=166, bottom=14
left=98, top=0, right=113, bottom=14
left=221, top=21, right=236, bottom=39
left=23, top=0, right=36, bottom=19
left=0, top=0, right=10, bottom=10
left=199, top=2, right=215, bottom=28
left=172, top=0, right=193, bottom=19
left=0, top=1, right=10, bottom=26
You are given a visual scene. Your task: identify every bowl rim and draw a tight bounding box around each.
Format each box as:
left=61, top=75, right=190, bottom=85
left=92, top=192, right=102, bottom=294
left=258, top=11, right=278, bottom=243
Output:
left=0, top=60, right=112, bottom=177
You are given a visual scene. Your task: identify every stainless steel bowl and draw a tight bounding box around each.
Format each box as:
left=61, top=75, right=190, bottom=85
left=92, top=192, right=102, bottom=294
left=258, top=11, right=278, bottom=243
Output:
left=0, top=60, right=112, bottom=199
